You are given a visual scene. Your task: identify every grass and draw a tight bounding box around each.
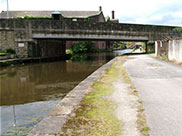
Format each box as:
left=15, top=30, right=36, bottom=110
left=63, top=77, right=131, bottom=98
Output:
left=118, top=58, right=150, bottom=136
left=158, top=52, right=168, bottom=60
left=58, top=57, right=124, bottom=136
left=57, top=56, right=150, bottom=136
left=0, top=52, right=7, bottom=56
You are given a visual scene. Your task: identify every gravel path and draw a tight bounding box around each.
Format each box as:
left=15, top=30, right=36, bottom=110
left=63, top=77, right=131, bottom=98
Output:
left=123, top=55, right=182, bottom=136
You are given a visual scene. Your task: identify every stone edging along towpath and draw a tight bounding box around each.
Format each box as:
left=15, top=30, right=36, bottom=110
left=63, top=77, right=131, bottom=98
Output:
left=28, top=57, right=118, bottom=136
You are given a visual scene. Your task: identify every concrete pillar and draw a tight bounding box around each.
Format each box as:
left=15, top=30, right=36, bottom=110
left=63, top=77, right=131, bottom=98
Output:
left=155, top=41, right=158, bottom=56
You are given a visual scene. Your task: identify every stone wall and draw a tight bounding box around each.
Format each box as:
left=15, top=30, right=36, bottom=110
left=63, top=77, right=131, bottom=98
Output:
left=155, top=39, right=182, bottom=63
left=15, top=42, right=29, bottom=58
left=0, top=30, right=15, bottom=51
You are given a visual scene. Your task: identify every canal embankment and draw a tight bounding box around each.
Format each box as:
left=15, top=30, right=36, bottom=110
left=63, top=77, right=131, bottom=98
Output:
left=28, top=56, right=149, bottom=136
left=0, top=55, right=69, bottom=67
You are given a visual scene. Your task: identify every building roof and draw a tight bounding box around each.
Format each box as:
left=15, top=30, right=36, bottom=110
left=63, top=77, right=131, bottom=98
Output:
left=0, top=10, right=102, bottom=18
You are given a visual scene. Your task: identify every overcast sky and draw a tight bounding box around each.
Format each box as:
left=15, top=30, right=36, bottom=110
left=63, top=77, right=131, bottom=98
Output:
left=0, top=0, right=182, bottom=26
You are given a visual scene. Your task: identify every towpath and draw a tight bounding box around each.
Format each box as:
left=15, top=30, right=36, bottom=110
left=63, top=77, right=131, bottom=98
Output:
left=123, top=55, right=182, bottom=136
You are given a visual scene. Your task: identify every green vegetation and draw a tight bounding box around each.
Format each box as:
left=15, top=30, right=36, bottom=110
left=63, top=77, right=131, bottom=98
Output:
left=6, top=48, right=15, bottom=54
left=173, top=27, right=182, bottom=37
left=58, top=56, right=150, bottom=136
left=70, top=54, right=88, bottom=62
left=159, top=52, right=168, bottom=60
left=71, top=41, right=93, bottom=54
left=0, top=52, right=7, bottom=56
left=24, top=16, right=51, bottom=19
left=113, top=42, right=125, bottom=49
left=58, top=58, right=123, bottom=136
left=0, top=49, right=7, bottom=56
left=118, top=58, right=150, bottom=136
left=66, top=49, right=73, bottom=55
left=147, top=51, right=155, bottom=54
left=0, top=48, right=15, bottom=56
left=15, top=16, right=51, bottom=19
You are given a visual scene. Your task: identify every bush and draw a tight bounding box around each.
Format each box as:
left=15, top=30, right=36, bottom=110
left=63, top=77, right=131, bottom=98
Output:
left=66, top=49, right=73, bottom=55
left=71, top=41, right=93, bottom=53
left=6, top=48, right=15, bottom=54
left=173, top=28, right=182, bottom=37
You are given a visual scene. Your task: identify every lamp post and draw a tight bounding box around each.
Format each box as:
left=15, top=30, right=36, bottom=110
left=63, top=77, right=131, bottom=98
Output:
left=7, top=0, right=9, bottom=18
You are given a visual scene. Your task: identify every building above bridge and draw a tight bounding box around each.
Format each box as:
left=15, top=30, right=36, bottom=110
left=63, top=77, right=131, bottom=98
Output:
left=0, top=10, right=105, bottom=22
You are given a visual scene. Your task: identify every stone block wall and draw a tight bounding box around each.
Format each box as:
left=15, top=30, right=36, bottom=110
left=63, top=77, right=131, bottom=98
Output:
left=15, top=42, right=29, bottom=58
left=0, top=30, right=15, bottom=51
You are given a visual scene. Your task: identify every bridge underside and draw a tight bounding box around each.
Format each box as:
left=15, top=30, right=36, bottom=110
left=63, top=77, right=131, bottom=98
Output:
left=28, top=33, right=151, bottom=58
left=28, top=39, right=66, bottom=58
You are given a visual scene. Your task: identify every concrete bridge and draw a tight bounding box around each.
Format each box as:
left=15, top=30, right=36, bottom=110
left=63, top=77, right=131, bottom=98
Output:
left=0, top=19, right=179, bottom=58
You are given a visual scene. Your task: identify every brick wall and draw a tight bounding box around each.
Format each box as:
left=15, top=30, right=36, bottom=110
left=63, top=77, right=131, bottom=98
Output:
left=155, top=40, right=169, bottom=56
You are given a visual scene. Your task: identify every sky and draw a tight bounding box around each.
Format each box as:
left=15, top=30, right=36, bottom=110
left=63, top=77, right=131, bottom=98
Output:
left=0, top=0, right=182, bottom=26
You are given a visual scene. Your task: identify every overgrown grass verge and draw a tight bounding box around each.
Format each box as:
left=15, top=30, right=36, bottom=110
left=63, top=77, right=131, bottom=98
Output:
left=57, top=57, right=124, bottom=136
left=119, top=59, right=150, bottom=136
left=57, top=56, right=149, bottom=136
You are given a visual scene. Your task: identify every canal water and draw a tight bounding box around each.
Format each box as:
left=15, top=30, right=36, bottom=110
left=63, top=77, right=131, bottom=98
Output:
left=0, top=49, right=132, bottom=136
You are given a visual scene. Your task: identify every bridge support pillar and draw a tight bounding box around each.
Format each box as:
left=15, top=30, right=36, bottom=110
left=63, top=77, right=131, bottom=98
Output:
left=145, top=42, right=148, bottom=54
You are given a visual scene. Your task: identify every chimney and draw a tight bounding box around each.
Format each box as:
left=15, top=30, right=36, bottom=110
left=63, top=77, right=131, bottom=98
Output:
left=99, top=6, right=102, bottom=11
left=112, top=10, right=115, bottom=19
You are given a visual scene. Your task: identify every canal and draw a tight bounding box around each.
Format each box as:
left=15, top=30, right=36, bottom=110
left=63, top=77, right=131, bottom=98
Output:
left=0, top=49, right=132, bottom=136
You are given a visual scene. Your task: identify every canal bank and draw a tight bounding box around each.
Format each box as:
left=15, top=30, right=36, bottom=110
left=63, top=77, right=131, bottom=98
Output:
left=28, top=55, right=149, bottom=136
left=0, top=55, right=69, bottom=67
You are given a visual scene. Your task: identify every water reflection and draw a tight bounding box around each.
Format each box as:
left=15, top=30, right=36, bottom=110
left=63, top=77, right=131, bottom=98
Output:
left=0, top=60, right=106, bottom=106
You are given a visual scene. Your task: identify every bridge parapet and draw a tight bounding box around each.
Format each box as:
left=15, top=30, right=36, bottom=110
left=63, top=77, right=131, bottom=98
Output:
left=0, top=19, right=178, bottom=33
